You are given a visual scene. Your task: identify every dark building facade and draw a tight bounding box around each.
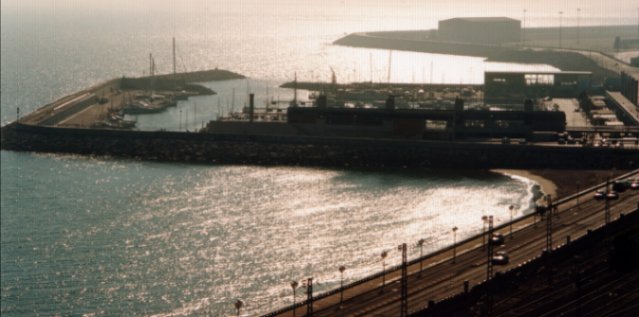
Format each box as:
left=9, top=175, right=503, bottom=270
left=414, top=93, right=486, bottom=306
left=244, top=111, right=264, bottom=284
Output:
left=484, top=71, right=591, bottom=105
left=620, top=71, right=639, bottom=107
left=438, top=17, right=521, bottom=45
left=287, top=106, right=565, bottom=140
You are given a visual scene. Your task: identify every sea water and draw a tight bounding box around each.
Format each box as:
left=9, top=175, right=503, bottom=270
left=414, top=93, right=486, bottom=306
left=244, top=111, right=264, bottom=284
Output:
left=2, top=1, right=635, bottom=315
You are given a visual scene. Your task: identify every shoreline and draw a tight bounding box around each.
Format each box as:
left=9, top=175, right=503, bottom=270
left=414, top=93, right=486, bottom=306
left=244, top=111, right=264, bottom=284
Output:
left=493, top=169, right=630, bottom=202
left=333, top=31, right=619, bottom=82
left=493, top=169, right=557, bottom=206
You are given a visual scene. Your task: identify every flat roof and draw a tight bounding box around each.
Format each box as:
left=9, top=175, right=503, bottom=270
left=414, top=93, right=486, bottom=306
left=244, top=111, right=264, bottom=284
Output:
left=440, top=17, right=519, bottom=23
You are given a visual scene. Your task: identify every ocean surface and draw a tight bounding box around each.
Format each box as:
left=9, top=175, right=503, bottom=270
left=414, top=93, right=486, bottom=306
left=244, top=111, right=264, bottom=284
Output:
left=1, top=1, right=636, bottom=316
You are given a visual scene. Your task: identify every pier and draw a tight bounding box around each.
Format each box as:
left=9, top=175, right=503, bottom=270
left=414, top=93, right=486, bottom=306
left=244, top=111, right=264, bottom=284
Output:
left=15, top=69, right=243, bottom=129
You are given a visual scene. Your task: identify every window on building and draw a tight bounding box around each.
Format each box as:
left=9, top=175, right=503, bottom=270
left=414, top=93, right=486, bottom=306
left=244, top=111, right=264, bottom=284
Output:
left=464, top=120, right=485, bottom=128
left=525, top=74, right=554, bottom=86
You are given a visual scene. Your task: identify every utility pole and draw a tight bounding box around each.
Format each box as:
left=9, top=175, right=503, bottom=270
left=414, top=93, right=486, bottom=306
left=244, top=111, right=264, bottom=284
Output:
left=486, top=216, right=494, bottom=281
left=306, top=277, right=313, bottom=317
left=485, top=215, right=494, bottom=317
left=398, top=243, right=408, bottom=317
left=545, top=195, right=554, bottom=285
left=545, top=195, right=553, bottom=253
left=605, top=178, right=611, bottom=225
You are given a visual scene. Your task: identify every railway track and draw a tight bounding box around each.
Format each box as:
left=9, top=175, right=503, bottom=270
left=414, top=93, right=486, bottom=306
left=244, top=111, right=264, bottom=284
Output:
left=268, top=171, right=639, bottom=317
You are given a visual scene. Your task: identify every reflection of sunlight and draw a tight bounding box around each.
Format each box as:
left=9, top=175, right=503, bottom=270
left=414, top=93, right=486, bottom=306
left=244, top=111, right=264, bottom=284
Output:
left=10, top=161, right=538, bottom=317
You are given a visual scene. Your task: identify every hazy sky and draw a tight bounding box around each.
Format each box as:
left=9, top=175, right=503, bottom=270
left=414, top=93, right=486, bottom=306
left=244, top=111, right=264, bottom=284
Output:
left=2, top=0, right=637, bottom=27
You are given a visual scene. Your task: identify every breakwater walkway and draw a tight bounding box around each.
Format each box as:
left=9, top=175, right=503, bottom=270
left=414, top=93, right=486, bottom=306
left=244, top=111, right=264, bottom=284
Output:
left=2, top=123, right=638, bottom=170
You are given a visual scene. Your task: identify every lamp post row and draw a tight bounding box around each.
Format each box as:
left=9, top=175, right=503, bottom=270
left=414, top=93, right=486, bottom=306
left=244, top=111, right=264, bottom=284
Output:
left=238, top=206, right=520, bottom=316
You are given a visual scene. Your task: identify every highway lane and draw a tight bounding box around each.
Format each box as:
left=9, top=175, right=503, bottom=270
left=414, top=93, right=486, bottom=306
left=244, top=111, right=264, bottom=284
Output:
left=345, top=193, right=638, bottom=317
left=271, top=172, right=639, bottom=317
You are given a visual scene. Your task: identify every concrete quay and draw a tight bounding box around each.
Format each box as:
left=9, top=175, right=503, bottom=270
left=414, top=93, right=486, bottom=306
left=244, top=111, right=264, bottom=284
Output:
left=15, top=69, right=243, bottom=129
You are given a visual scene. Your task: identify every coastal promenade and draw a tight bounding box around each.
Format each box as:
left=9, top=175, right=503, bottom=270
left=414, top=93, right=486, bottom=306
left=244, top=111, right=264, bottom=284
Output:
left=263, top=170, right=639, bottom=317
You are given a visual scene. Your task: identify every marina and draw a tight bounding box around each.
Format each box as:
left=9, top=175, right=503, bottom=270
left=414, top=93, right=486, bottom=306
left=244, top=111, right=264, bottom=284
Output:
left=2, top=1, right=639, bottom=316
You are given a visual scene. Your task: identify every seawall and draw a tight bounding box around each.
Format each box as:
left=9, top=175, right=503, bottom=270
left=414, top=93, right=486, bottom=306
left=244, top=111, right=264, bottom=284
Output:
left=120, top=68, right=245, bottom=94
left=2, top=123, right=638, bottom=170
left=334, top=33, right=509, bottom=58
left=334, top=32, right=615, bottom=82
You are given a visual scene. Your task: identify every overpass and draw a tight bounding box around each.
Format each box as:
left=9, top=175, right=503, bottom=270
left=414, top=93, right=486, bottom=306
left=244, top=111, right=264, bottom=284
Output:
left=566, top=125, right=639, bottom=134
left=606, top=91, right=639, bottom=126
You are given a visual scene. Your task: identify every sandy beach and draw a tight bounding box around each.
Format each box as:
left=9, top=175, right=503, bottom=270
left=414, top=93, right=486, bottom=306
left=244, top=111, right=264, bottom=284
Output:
left=493, top=169, right=631, bottom=202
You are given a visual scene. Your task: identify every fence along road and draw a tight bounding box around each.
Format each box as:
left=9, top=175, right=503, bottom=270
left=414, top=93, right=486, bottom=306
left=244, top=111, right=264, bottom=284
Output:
left=263, top=170, right=639, bottom=317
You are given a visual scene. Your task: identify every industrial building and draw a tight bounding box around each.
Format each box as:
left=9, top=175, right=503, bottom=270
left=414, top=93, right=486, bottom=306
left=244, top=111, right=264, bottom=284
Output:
left=620, top=71, right=639, bottom=107
left=287, top=101, right=565, bottom=140
left=484, top=71, right=591, bottom=105
left=438, top=17, right=521, bottom=45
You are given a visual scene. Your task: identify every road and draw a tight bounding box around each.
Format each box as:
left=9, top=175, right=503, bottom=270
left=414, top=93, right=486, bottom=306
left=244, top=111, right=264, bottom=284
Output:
left=551, top=47, right=639, bottom=76
left=267, top=171, right=639, bottom=317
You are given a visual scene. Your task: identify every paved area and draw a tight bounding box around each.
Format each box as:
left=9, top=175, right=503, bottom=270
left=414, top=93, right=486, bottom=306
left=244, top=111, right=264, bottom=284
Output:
left=544, top=98, right=590, bottom=128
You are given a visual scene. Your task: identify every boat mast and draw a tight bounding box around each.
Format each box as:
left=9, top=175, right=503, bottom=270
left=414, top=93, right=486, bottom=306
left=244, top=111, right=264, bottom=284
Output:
left=387, top=50, right=392, bottom=85
left=293, top=72, right=298, bottom=106
left=232, top=88, right=236, bottom=113
left=148, top=53, right=154, bottom=96
left=172, top=37, right=177, bottom=89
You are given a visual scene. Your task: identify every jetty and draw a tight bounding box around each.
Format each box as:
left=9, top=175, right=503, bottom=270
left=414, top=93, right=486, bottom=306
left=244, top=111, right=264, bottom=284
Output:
left=12, top=69, right=242, bottom=129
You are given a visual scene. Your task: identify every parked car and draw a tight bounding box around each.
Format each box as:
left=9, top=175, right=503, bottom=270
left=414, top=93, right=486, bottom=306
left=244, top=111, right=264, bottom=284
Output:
left=594, top=190, right=606, bottom=200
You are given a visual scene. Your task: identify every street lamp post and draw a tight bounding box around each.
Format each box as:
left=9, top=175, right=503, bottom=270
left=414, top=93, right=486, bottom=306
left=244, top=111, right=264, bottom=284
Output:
left=234, top=299, right=243, bottom=317
left=522, top=9, right=527, bottom=45
left=559, top=11, right=564, bottom=48
left=380, top=250, right=388, bottom=291
left=339, top=265, right=346, bottom=305
left=577, top=8, right=581, bottom=45
left=482, top=215, right=488, bottom=248
left=452, top=226, right=458, bottom=263
left=417, top=238, right=425, bottom=275
left=291, top=281, right=298, bottom=317
left=509, top=205, right=515, bottom=238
